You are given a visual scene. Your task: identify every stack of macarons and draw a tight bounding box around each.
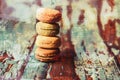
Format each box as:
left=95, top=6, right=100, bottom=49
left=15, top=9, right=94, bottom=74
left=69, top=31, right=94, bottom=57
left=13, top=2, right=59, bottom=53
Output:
left=35, top=8, right=61, bottom=62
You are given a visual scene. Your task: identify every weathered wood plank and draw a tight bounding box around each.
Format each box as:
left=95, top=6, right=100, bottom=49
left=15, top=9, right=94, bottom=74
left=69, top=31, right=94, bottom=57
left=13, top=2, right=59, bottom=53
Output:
left=0, top=0, right=120, bottom=80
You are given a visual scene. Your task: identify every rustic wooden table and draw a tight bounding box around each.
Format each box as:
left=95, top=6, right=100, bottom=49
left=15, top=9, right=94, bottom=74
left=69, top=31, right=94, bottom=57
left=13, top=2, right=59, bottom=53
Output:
left=0, top=0, right=120, bottom=80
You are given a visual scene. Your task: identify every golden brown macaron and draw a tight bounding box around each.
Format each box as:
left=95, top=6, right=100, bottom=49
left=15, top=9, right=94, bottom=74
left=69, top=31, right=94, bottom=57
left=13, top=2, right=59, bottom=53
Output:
left=36, top=22, right=60, bottom=30
left=36, top=29, right=59, bottom=36
left=36, top=8, right=61, bottom=23
left=35, top=47, right=60, bottom=57
left=36, top=35, right=61, bottom=49
left=35, top=53, right=60, bottom=62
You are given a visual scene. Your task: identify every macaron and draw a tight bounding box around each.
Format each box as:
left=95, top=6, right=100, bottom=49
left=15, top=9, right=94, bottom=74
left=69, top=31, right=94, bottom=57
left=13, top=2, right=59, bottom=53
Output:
left=36, top=28, right=59, bottom=36
left=36, top=8, right=61, bottom=23
left=36, top=22, right=60, bottom=30
left=35, top=47, right=60, bottom=57
left=35, top=35, right=61, bottom=49
left=35, top=52, right=60, bottom=62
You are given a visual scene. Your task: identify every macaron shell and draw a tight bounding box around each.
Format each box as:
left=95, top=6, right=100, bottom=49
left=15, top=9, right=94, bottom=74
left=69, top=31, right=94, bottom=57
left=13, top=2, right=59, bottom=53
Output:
left=36, top=28, right=59, bottom=36
left=35, top=47, right=60, bottom=57
left=36, top=35, right=61, bottom=49
left=36, top=22, right=60, bottom=30
left=35, top=53, right=60, bottom=62
left=36, top=8, right=61, bottom=23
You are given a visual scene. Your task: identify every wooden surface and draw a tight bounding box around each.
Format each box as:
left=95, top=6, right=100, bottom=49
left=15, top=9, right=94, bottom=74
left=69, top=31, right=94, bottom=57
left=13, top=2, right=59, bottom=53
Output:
left=0, top=0, right=120, bottom=80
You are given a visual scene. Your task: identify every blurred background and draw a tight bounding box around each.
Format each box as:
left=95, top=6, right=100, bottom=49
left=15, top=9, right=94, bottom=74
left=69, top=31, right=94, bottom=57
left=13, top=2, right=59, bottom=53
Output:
left=0, top=0, right=120, bottom=80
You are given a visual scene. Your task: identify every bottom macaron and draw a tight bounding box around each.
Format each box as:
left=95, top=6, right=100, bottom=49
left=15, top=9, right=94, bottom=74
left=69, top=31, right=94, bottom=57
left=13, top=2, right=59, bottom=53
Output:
left=35, top=47, right=60, bottom=57
left=35, top=53, right=60, bottom=62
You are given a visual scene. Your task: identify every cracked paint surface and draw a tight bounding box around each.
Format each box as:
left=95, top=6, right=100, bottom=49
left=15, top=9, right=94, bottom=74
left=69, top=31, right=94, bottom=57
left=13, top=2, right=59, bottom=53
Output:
left=0, top=0, right=120, bottom=80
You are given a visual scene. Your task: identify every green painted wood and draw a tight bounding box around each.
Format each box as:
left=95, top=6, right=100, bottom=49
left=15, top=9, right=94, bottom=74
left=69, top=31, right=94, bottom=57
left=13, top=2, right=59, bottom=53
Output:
left=0, top=0, right=120, bottom=80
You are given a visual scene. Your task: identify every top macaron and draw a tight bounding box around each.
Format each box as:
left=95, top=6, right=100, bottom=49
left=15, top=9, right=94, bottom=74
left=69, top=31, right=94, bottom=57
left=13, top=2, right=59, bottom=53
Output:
left=36, top=8, right=62, bottom=23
